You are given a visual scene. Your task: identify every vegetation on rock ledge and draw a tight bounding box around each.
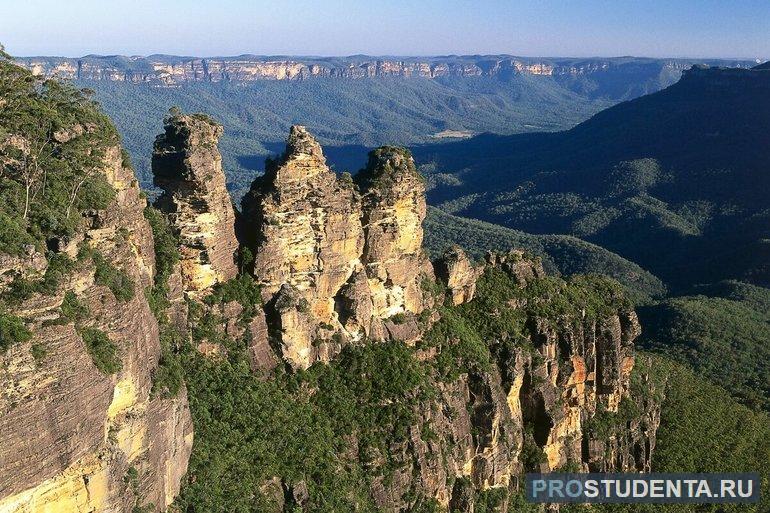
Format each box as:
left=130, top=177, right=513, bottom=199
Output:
left=0, top=54, right=118, bottom=255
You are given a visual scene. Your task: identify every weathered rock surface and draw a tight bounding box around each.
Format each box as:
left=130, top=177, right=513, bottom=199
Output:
left=358, top=147, right=431, bottom=319
left=435, top=245, right=480, bottom=305
left=364, top=256, right=659, bottom=511
left=242, top=127, right=432, bottom=368
left=152, top=114, right=238, bottom=297
left=243, top=125, right=364, bottom=314
left=0, top=145, right=192, bottom=512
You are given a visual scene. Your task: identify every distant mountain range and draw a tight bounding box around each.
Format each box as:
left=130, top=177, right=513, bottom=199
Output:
left=415, top=63, right=770, bottom=291
left=22, top=55, right=756, bottom=193
left=17, top=54, right=754, bottom=94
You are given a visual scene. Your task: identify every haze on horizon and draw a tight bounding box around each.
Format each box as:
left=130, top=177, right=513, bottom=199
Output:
left=1, top=0, right=769, bottom=60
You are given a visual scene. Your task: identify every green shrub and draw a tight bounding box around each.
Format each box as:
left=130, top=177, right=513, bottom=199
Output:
left=39, top=253, right=76, bottom=295
left=520, top=428, right=548, bottom=470
left=2, top=275, right=37, bottom=304
left=93, top=251, right=134, bottom=302
left=143, top=206, right=179, bottom=289
left=144, top=206, right=180, bottom=317
left=80, top=326, right=121, bottom=374
left=420, top=274, right=446, bottom=299
left=205, top=274, right=262, bottom=320
left=151, top=325, right=185, bottom=398
left=144, top=206, right=185, bottom=398
left=0, top=311, right=32, bottom=352
left=390, top=312, right=407, bottom=324
left=60, top=290, right=89, bottom=322
left=475, top=487, right=508, bottom=513
left=0, top=212, right=36, bottom=256
left=31, top=342, right=47, bottom=361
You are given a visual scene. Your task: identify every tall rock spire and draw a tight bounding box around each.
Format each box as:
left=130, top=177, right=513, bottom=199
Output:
left=242, top=128, right=434, bottom=369
left=357, top=146, right=430, bottom=319
left=241, top=125, right=366, bottom=368
left=152, top=113, right=238, bottom=297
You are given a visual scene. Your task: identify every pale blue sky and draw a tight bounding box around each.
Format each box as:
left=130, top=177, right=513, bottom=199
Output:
left=1, top=0, right=768, bottom=59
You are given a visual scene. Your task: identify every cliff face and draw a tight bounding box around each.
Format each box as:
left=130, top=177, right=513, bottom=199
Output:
left=363, top=254, right=659, bottom=512
left=0, top=144, right=192, bottom=513
left=240, top=128, right=432, bottom=369
left=152, top=114, right=239, bottom=297
left=358, top=147, right=431, bottom=320
left=17, top=55, right=752, bottom=87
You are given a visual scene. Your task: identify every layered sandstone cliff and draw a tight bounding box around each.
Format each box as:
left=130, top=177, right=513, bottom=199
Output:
left=18, top=55, right=750, bottom=87
left=358, top=147, right=432, bottom=320
left=354, top=252, right=659, bottom=511
left=0, top=143, right=192, bottom=513
left=152, top=113, right=239, bottom=297
left=165, top=122, right=657, bottom=510
left=249, top=250, right=659, bottom=513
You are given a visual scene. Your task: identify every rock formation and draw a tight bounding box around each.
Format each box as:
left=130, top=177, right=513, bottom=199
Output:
left=0, top=77, right=662, bottom=512
left=241, top=127, right=433, bottom=369
left=358, top=147, right=431, bottom=319
left=0, top=143, right=192, bottom=513
left=152, top=114, right=238, bottom=297
left=435, top=245, right=480, bottom=305
left=243, top=126, right=364, bottom=307
left=364, top=253, right=659, bottom=511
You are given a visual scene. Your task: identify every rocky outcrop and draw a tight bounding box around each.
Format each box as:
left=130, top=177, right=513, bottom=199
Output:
left=243, top=126, right=364, bottom=306
left=240, top=126, right=365, bottom=367
left=18, top=55, right=752, bottom=87
left=364, top=255, right=659, bottom=511
left=0, top=144, right=192, bottom=513
left=148, top=114, right=657, bottom=511
left=435, top=245, right=480, bottom=305
left=242, top=127, right=432, bottom=369
left=485, top=249, right=546, bottom=284
left=152, top=114, right=238, bottom=297
left=358, top=147, right=431, bottom=320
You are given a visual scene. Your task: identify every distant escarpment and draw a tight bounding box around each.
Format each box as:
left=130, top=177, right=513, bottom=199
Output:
left=17, top=54, right=752, bottom=87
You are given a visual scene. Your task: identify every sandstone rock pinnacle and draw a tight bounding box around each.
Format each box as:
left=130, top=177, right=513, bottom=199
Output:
left=241, top=125, right=365, bottom=368
left=435, top=245, right=480, bottom=305
left=358, top=146, right=430, bottom=319
left=242, top=128, right=432, bottom=368
left=152, top=113, right=239, bottom=297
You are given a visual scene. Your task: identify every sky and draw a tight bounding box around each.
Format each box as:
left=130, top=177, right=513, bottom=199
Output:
left=1, top=0, right=768, bottom=59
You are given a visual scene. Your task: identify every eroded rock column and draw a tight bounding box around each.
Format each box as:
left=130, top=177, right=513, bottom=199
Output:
left=152, top=113, right=238, bottom=297
left=358, top=147, right=430, bottom=318
left=241, top=126, right=365, bottom=366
